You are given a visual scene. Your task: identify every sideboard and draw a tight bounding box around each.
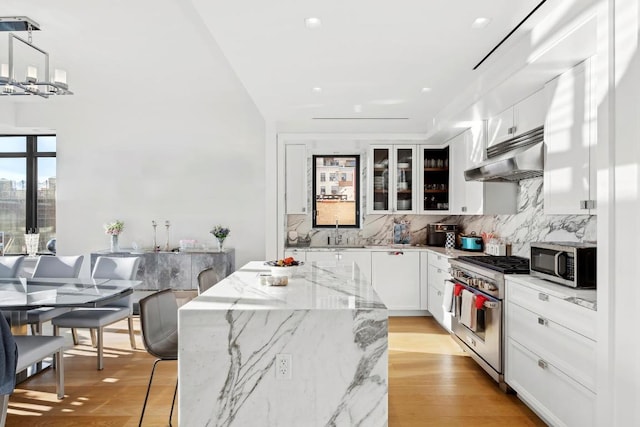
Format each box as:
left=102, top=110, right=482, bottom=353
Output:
left=90, top=248, right=235, bottom=290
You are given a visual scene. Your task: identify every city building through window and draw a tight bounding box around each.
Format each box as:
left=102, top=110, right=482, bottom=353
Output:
left=0, top=135, right=56, bottom=254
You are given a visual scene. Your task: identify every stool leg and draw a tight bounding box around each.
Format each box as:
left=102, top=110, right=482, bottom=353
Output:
left=138, top=359, right=161, bottom=427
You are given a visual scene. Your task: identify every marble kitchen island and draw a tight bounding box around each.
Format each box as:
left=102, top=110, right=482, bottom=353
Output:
left=178, top=260, right=388, bottom=427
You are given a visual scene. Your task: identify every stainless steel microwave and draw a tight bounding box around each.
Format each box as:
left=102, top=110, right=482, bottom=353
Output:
left=530, top=242, right=597, bottom=288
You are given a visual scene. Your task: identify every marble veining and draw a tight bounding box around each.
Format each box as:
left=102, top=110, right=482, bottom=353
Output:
left=179, top=261, right=388, bottom=426
left=287, top=177, right=596, bottom=258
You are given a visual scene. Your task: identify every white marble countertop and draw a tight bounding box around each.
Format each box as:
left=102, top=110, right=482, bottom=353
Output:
left=506, top=274, right=597, bottom=311
left=286, top=245, right=482, bottom=257
left=180, top=260, right=386, bottom=312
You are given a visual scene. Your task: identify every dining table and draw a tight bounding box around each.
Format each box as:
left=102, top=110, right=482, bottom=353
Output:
left=0, top=277, right=142, bottom=380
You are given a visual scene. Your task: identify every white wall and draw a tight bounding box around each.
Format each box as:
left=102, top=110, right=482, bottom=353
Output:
left=597, top=0, right=640, bottom=424
left=8, top=0, right=266, bottom=272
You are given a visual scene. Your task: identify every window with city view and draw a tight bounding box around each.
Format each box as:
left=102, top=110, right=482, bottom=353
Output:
left=0, top=135, right=56, bottom=255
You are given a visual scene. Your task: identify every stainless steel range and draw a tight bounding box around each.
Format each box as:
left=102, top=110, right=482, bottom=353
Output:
left=448, top=255, right=529, bottom=390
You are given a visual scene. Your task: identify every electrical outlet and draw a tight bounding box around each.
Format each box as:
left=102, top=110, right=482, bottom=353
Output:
left=275, top=353, right=292, bottom=380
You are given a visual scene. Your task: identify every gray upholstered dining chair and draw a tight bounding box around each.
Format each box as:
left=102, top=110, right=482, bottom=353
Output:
left=1, top=311, right=65, bottom=427
left=52, top=256, right=140, bottom=370
left=27, top=255, right=85, bottom=335
left=0, top=256, right=24, bottom=278
left=197, top=267, right=221, bottom=295
left=138, top=289, right=178, bottom=427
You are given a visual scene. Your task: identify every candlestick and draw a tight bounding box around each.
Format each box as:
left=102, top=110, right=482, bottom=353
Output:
left=152, top=220, right=158, bottom=252
left=164, top=220, right=170, bottom=251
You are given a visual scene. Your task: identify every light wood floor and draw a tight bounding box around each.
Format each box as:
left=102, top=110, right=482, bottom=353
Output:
left=6, top=316, right=544, bottom=426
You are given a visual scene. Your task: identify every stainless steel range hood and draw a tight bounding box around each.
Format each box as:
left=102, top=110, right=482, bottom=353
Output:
left=464, top=126, right=544, bottom=182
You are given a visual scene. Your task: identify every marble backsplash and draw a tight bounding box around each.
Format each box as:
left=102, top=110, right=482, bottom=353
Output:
left=286, top=177, right=596, bottom=258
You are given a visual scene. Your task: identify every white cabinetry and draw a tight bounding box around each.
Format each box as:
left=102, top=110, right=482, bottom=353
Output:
left=368, top=145, right=417, bottom=214
left=505, top=277, right=596, bottom=426
left=305, top=250, right=372, bottom=284
left=449, top=130, right=517, bottom=215
left=418, top=144, right=450, bottom=213
left=285, top=144, right=307, bottom=214
left=423, top=251, right=453, bottom=331
left=487, top=89, right=547, bottom=147
left=544, top=58, right=597, bottom=214
left=371, top=250, right=420, bottom=310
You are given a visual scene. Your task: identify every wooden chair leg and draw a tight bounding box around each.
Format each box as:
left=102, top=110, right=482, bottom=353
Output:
left=90, top=329, right=97, bottom=348
left=128, top=316, right=136, bottom=350
left=97, top=327, right=104, bottom=370
left=71, top=328, right=79, bottom=345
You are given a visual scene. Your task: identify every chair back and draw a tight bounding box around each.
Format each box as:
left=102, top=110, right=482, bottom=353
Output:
left=0, top=311, right=17, bottom=396
left=32, top=255, right=84, bottom=278
left=92, top=256, right=141, bottom=309
left=0, top=256, right=24, bottom=278
left=92, top=256, right=141, bottom=280
left=139, top=289, right=178, bottom=360
left=197, top=267, right=221, bottom=295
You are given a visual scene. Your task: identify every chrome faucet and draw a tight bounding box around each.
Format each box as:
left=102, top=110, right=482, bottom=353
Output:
left=335, top=218, right=343, bottom=245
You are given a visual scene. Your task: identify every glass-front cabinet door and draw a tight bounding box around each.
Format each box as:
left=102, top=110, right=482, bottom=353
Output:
left=393, top=146, right=416, bottom=213
left=369, top=146, right=391, bottom=213
left=368, top=145, right=417, bottom=214
left=419, top=145, right=450, bottom=213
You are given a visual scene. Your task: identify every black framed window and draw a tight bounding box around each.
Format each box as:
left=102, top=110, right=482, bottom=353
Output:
left=312, top=155, right=360, bottom=228
left=0, top=135, right=56, bottom=255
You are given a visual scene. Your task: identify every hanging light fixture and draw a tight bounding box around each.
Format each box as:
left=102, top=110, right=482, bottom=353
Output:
left=0, top=16, right=72, bottom=98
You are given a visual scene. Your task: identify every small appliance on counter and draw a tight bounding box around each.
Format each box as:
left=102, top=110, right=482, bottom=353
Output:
left=427, top=223, right=457, bottom=247
left=530, top=242, right=597, bottom=288
left=484, top=239, right=511, bottom=256
left=459, top=232, right=483, bottom=252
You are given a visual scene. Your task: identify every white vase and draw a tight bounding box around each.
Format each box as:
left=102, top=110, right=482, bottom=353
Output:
left=216, top=237, right=225, bottom=252
left=110, top=234, right=120, bottom=252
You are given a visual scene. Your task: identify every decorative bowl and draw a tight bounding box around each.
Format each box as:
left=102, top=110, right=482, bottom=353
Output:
left=265, top=260, right=304, bottom=278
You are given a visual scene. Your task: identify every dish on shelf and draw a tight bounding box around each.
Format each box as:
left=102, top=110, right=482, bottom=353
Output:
left=397, top=162, right=410, bottom=168
left=397, top=182, right=408, bottom=190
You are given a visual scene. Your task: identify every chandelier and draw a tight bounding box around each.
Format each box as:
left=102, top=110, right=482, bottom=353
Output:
left=0, top=16, right=73, bottom=98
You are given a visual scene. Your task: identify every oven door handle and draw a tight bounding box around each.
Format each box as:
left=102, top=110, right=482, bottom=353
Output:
left=452, top=280, right=501, bottom=304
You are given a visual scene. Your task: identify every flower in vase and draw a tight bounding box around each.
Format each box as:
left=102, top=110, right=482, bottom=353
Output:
left=105, top=220, right=125, bottom=236
left=210, top=225, right=230, bottom=240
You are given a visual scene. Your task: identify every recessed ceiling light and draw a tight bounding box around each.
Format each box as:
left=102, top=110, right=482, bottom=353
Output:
left=312, top=87, right=322, bottom=93
left=472, top=17, right=491, bottom=29
left=353, top=104, right=362, bottom=113
left=304, top=17, right=322, bottom=29
left=421, top=87, right=432, bottom=93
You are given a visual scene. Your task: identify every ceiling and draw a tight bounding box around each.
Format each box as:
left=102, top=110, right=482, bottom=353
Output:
left=1, top=0, right=594, bottom=134
left=190, top=0, right=545, bottom=132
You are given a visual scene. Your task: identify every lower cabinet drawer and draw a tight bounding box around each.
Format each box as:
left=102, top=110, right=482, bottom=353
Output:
left=428, top=283, right=452, bottom=332
left=507, top=301, right=596, bottom=392
left=506, top=338, right=596, bottom=427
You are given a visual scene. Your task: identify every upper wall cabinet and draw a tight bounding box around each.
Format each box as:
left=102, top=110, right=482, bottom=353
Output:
left=449, top=129, right=517, bottom=215
left=285, top=144, right=307, bottom=214
left=544, top=58, right=597, bottom=215
left=487, top=88, right=547, bottom=147
left=419, top=145, right=450, bottom=213
left=368, top=145, right=417, bottom=214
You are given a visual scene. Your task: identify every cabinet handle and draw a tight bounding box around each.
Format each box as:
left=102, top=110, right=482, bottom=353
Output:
left=437, top=290, right=442, bottom=296
left=461, top=206, right=467, bottom=212
left=538, top=293, right=549, bottom=302
left=538, top=359, right=548, bottom=369
left=580, top=200, right=587, bottom=209
left=537, top=317, right=547, bottom=326
left=388, top=251, right=404, bottom=255
left=302, top=207, right=306, bottom=212
left=437, top=268, right=442, bottom=273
